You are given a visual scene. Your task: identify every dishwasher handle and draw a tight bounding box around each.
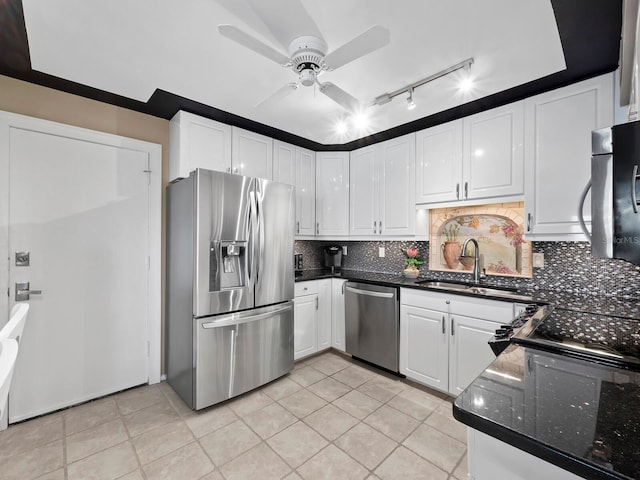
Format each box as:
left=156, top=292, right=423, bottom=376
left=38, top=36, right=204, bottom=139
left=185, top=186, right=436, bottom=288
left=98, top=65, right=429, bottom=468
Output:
left=345, top=285, right=395, bottom=298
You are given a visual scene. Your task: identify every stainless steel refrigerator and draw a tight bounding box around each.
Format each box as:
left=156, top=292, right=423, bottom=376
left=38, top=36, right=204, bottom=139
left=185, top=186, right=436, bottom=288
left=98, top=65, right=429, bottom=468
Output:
left=166, top=169, right=295, bottom=410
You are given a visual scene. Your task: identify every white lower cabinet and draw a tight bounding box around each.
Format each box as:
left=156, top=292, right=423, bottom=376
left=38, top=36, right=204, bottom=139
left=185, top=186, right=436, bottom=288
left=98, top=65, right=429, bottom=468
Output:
left=468, top=430, right=584, bottom=480
left=294, top=279, right=331, bottom=360
left=400, top=288, right=514, bottom=396
left=331, top=278, right=347, bottom=352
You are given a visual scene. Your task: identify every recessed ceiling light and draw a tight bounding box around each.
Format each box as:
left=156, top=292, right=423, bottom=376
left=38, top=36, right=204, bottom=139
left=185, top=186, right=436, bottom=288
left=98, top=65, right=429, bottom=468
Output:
left=335, top=118, right=349, bottom=135
left=352, top=112, right=370, bottom=131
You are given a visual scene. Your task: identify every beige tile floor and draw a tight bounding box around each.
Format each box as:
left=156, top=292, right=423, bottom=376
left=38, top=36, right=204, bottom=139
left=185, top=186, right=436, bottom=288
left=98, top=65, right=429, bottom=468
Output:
left=0, top=351, right=469, bottom=480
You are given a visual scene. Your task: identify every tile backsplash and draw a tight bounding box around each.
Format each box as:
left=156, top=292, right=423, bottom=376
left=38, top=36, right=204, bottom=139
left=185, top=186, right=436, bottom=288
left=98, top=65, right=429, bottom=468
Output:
left=295, top=240, right=640, bottom=299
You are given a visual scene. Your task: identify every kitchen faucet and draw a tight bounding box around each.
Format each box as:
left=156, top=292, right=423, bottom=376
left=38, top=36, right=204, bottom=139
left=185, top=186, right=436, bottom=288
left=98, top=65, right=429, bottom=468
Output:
left=461, top=238, right=482, bottom=284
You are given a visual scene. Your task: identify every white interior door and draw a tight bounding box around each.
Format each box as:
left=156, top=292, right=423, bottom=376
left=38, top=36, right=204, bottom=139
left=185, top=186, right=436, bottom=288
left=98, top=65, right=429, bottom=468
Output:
left=6, top=124, right=154, bottom=422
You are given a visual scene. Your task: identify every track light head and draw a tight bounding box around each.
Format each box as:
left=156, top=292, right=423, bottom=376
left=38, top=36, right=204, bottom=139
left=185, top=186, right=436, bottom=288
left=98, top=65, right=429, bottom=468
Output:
left=406, top=89, right=416, bottom=110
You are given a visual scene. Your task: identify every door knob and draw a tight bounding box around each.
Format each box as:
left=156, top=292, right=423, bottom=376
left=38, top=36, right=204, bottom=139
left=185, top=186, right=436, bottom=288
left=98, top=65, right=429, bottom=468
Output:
left=15, top=282, right=43, bottom=301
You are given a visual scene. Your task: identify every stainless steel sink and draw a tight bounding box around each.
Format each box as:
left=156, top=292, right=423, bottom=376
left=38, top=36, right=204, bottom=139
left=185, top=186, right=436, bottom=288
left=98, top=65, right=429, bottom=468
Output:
left=415, top=279, right=525, bottom=299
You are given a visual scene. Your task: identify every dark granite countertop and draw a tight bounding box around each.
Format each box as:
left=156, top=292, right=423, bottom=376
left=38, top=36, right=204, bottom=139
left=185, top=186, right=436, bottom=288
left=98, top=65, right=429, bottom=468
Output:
left=295, top=269, right=640, bottom=318
left=453, top=343, right=640, bottom=480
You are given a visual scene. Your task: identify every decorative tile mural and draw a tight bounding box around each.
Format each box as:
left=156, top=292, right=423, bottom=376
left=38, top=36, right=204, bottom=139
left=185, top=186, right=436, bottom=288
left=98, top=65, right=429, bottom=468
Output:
left=428, top=202, right=532, bottom=278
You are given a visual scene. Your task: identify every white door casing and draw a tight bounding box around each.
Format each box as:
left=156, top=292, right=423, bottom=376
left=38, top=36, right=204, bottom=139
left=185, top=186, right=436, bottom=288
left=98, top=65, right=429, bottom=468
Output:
left=0, top=111, right=161, bottom=423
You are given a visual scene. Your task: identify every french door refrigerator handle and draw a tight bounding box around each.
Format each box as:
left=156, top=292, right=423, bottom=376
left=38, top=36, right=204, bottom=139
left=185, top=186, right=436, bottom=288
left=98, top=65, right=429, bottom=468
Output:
left=632, top=165, right=640, bottom=213
left=248, top=189, right=258, bottom=287
left=202, top=303, right=293, bottom=328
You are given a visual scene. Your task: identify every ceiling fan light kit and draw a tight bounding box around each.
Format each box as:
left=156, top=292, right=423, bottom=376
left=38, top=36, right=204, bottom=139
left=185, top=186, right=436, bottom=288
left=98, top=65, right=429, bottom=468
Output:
left=217, top=0, right=391, bottom=114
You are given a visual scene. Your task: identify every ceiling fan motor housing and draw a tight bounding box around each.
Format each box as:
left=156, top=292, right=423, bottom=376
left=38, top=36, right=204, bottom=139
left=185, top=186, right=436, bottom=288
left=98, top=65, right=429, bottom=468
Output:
left=289, top=36, right=327, bottom=85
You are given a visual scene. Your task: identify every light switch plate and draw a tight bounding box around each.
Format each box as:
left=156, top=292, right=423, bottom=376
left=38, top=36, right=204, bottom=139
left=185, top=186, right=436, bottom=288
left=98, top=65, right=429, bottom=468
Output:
left=533, top=252, right=544, bottom=268
left=378, top=247, right=385, bottom=257
left=342, top=246, right=348, bottom=255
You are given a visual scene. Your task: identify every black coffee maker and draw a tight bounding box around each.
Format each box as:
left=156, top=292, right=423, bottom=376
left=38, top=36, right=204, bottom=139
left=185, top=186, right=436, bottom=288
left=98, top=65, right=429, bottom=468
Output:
left=323, top=245, right=343, bottom=272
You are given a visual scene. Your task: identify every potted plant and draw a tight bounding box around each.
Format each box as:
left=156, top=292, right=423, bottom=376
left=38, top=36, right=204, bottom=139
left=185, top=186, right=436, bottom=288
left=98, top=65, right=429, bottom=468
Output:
left=401, top=247, right=424, bottom=278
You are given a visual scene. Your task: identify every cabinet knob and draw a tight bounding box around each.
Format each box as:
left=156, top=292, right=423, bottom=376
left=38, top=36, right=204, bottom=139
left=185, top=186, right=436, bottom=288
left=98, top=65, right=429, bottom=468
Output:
left=316, top=222, right=319, bottom=234
left=464, top=182, right=468, bottom=198
left=527, top=213, right=532, bottom=232
left=373, top=221, right=377, bottom=234
left=379, top=221, right=382, bottom=234
left=456, top=183, right=460, bottom=199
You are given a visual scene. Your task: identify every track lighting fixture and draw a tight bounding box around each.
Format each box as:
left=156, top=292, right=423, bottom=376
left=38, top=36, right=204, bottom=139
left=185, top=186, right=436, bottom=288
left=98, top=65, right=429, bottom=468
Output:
left=372, top=58, right=474, bottom=109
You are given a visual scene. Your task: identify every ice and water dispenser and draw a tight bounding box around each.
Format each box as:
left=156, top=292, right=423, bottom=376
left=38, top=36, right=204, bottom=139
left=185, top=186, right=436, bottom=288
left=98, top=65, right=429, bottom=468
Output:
left=210, top=240, right=248, bottom=291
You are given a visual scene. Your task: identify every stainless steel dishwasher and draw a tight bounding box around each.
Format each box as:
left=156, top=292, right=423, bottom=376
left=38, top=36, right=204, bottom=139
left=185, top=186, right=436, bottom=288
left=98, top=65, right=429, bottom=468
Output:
left=345, top=282, right=399, bottom=372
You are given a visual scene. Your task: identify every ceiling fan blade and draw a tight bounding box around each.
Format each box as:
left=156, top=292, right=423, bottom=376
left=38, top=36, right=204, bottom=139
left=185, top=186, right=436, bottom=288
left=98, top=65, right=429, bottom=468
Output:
left=319, top=82, right=361, bottom=112
left=255, top=83, right=299, bottom=108
left=246, top=0, right=324, bottom=51
left=324, top=25, right=390, bottom=71
left=218, top=24, right=291, bottom=65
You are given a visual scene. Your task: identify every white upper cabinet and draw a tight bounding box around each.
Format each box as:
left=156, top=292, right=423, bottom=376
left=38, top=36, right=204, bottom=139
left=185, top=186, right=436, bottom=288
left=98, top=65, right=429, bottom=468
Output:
left=296, top=147, right=316, bottom=236
left=169, top=112, right=272, bottom=181
left=231, top=127, right=273, bottom=179
left=349, top=144, right=377, bottom=235
left=272, top=140, right=296, bottom=185
left=463, top=102, right=524, bottom=199
left=524, top=73, right=613, bottom=240
left=316, top=152, right=349, bottom=236
left=415, top=102, right=524, bottom=205
left=380, top=134, right=416, bottom=235
left=169, top=111, right=232, bottom=181
left=350, top=134, right=415, bottom=236
left=416, top=120, right=463, bottom=204
left=273, top=140, right=316, bottom=236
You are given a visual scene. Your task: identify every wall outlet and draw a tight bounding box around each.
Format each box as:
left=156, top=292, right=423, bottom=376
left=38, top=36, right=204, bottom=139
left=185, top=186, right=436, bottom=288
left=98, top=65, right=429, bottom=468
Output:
left=342, top=245, right=347, bottom=256
left=378, top=246, right=385, bottom=257
left=533, top=252, right=544, bottom=268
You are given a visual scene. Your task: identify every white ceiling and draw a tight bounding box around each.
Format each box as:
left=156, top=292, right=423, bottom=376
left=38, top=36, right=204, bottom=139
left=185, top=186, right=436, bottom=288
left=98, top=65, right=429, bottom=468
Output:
left=22, top=0, right=566, bottom=144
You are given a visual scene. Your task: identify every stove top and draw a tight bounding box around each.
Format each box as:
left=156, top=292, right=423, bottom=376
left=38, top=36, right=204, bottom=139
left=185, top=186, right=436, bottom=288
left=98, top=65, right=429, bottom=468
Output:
left=491, top=304, right=640, bottom=370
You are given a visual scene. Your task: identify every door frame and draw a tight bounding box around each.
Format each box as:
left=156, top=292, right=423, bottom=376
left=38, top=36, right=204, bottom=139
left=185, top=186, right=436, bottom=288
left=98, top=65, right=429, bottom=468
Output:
left=0, top=110, right=162, bottom=385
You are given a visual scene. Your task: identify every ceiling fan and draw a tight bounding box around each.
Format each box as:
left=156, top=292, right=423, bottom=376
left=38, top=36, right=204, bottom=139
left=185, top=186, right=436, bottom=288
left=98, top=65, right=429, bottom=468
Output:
left=216, top=0, right=390, bottom=112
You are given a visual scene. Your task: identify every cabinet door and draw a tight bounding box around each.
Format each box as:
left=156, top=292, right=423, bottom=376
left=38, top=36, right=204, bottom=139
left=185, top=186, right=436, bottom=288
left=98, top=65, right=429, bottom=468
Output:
left=415, top=120, right=463, bottom=204
left=331, top=279, right=347, bottom=352
left=316, top=152, right=349, bottom=236
left=525, top=353, right=601, bottom=452
left=232, top=127, right=273, bottom=180
left=349, top=145, right=378, bottom=235
left=273, top=140, right=296, bottom=185
left=169, top=111, right=232, bottom=181
left=294, top=294, right=317, bottom=360
left=295, top=147, right=316, bottom=236
left=449, top=315, right=500, bottom=396
left=317, top=279, right=332, bottom=351
left=524, top=73, right=613, bottom=239
left=379, top=133, right=415, bottom=235
left=463, top=102, right=524, bottom=200
left=399, top=304, right=448, bottom=392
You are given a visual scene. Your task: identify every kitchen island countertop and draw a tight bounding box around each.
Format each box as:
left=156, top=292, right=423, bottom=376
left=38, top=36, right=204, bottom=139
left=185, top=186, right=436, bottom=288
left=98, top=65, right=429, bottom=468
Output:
left=454, top=343, right=640, bottom=480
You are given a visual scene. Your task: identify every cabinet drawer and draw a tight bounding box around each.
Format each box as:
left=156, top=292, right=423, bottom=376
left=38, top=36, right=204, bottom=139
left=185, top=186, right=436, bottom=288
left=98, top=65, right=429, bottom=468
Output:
left=401, top=288, right=451, bottom=311
left=295, top=281, right=319, bottom=297
left=450, top=295, right=514, bottom=323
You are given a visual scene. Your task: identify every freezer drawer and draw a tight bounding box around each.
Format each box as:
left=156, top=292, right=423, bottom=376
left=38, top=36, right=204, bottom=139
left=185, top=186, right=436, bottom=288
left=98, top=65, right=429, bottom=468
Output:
left=195, top=302, right=293, bottom=409
left=345, top=282, right=399, bottom=372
